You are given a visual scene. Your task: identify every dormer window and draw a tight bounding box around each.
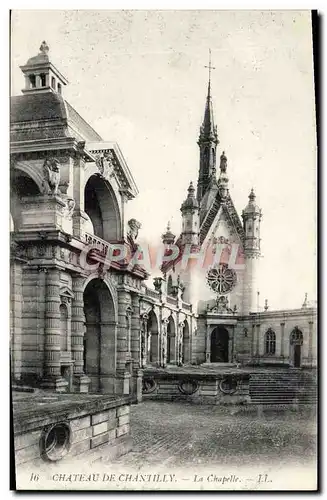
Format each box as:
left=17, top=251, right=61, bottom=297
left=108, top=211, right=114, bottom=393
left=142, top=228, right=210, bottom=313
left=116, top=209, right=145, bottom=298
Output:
left=40, top=73, right=46, bottom=87
left=57, top=83, right=62, bottom=94
left=51, top=76, right=56, bottom=89
left=29, top=74, right=36, bottom=88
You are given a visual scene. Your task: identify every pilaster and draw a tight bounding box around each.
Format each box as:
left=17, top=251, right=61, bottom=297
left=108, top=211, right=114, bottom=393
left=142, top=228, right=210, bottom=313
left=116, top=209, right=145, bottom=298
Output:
left=41, top=268, right=67, bottom=391
left=71, top=275, right=90, bottom=392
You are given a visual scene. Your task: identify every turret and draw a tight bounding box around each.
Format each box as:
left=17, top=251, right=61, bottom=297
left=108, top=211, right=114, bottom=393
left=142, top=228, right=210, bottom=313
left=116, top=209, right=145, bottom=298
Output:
left=180, top=182, right=200, bottom=245
left=242, top=188, right=262, bottom=256
left=20, top=41, right=68, bottom=95
left=241, top=188, right=262, bottom=314
left=161, top=221, right=175, bottom=246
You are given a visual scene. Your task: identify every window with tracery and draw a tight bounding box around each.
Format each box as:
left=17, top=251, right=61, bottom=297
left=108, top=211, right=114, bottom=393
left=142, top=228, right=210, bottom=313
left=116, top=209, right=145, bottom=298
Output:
left=265, top=328, right=276, bottom=354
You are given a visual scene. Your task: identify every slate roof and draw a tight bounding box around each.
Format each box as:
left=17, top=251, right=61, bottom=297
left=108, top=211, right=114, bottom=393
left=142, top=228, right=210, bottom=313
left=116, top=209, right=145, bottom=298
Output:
left=11, top=92, right=102, bottom=143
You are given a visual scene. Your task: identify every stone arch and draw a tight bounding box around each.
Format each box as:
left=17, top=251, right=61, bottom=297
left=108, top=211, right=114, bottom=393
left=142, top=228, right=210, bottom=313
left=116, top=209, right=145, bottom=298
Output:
left=84, top=173, right=121, bottom=242
left=83, top=277, right=117, bottom=393
left=147, top=309, right=159, bottom=364
left=167, top=315, right=176, bottom=364
left=12, top=162, right=44, bottom=193
left=182, top=320, right=190, bottom=364
left=10, top=168, right=42, bottom=229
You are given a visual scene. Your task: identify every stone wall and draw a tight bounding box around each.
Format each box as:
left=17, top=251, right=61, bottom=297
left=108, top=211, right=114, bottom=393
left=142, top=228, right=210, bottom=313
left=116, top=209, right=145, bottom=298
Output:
left=14, top=395, right=132, bottom=467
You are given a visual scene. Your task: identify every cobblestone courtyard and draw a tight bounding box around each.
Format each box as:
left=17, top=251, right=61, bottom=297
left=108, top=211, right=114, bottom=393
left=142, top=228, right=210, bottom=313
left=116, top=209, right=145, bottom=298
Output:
left=111, top=401, right=316, bottom=469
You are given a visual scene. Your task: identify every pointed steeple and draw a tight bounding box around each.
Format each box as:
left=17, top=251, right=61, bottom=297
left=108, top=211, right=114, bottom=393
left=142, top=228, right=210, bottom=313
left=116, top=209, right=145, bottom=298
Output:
left=197, top=50, right=219, bottom=203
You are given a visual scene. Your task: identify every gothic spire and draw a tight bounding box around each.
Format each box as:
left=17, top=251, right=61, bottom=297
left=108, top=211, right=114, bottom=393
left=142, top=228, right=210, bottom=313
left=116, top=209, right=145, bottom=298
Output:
left=196, top=50, right=219, bottom=202
left=199, top=49, right=219, bottom=144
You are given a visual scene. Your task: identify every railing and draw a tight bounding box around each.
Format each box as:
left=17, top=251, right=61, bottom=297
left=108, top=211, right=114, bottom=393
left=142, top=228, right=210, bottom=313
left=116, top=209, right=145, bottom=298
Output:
left=85, top=232, right=111, bottom=257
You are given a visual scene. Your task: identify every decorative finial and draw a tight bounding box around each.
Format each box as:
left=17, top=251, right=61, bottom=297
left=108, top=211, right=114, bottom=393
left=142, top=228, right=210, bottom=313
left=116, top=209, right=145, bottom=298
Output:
left=188, top=181, right=195, bottom=195
left=249, top=188, right=256, bottom=202
left=39, top=41, right=49, bottom=54
left=302, top=292, right=308, bottom=308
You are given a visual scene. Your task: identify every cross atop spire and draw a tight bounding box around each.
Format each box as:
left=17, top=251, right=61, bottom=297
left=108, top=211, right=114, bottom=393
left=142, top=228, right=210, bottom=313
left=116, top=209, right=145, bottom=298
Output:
left=204, top=49, right=216, bottom=95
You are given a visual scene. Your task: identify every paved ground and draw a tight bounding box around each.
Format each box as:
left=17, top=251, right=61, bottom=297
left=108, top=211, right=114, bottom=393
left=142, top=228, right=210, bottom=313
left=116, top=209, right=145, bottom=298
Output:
left=112, top=401, right=317, bottom=469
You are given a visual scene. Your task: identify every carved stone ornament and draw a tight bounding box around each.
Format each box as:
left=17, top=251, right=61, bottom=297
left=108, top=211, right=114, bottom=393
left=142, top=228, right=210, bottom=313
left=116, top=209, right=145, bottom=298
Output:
left=95, top=150, right=115, bottom=178
left=127, top=218, right=142, bottom=241
left=219, top=376, right=238, bottom=394
left=153, top=277, right=163, bottom=292
left=62, top=197, right=75, bottom=219
left=207, top=264, right=237, bottom=295
left=43, top=158, right=61, bottom=195
left=142, top=378, right=157, bottom=394
left=178, top=380, right=199, bottom=395
left=209, top=295, right=235, bottom=315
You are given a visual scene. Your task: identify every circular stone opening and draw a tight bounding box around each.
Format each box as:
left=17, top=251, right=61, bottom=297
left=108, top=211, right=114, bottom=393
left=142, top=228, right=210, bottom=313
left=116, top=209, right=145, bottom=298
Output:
left=41, top=423, right=71, bottom=462
left=219, top=376, right=238, bottom=394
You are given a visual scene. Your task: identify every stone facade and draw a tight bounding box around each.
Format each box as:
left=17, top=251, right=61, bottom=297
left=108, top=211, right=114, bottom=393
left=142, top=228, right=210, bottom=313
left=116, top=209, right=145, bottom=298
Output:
left=10, top=43, right=317, bottom=409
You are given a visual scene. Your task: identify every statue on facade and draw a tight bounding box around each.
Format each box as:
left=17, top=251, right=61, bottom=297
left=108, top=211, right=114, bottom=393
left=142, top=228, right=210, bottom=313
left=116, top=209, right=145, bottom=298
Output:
left=62, top=197, right=75, bottom=219
left=127, top=219, right=142, bottom=241
left=153, top=277, right=163, bottom=292
left=43, top=158, right=61, bottom=195
left=95, top=150, right=115, bottom=178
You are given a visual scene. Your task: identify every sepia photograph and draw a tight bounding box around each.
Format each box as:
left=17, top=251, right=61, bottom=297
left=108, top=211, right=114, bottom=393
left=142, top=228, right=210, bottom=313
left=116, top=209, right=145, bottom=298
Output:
left=10, top=9, right=317, bottom=491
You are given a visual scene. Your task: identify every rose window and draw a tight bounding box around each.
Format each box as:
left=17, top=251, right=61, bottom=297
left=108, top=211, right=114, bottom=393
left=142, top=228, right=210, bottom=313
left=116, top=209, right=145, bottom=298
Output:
left=206, top=264, right=237, bottom=294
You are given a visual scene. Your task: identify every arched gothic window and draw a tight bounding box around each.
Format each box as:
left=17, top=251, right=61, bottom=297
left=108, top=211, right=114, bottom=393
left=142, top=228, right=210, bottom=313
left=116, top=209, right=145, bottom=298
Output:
left=265, top=328, right=276, bottom=354
left=290, top=327, right=303, bottom=345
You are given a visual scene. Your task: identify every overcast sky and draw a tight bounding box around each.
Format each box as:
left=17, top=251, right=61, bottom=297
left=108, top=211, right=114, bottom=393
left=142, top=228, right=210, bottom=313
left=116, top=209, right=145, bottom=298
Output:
left=11, top=10, right=317, bottom=310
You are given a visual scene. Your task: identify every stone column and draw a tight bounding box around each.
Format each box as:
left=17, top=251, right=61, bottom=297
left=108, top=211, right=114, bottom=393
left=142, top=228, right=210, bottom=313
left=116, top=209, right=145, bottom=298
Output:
left=10, top=259, right=23, bottom=381
left=116, top=289, right=131, bottom=395
left=41, top=269, right=67, bottom=391
left=177, top=321, right=184, bottom=366
left=140, top=314, right=148, bottom=369
left=308, top=321, right=313, bottom=366
left=130, top=294, right=142, bottom=403
left=205, top=324, right=211, bottom=362
left=256, top=323, right=260, bottom=357
left=280, top=322, right=285, bottom=358
left=71, top=275, right=90, bottom=393
left=161, top=318, right=169, bottom=368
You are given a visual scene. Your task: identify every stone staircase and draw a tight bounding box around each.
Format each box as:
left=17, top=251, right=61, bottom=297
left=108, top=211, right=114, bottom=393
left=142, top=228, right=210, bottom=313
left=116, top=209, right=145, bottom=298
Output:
left=249, top=370, right=317, bottom=405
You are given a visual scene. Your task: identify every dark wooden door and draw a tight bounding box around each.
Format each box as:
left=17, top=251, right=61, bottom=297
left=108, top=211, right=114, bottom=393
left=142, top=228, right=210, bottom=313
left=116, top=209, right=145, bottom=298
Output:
left=294, top=344, right=301, bottom=367
left=211, top=328, right=229, bottom=362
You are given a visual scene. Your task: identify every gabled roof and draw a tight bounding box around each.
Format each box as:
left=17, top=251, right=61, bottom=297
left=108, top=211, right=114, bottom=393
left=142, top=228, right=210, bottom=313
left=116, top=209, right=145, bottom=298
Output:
left=161, top=190, right=244, bottom=273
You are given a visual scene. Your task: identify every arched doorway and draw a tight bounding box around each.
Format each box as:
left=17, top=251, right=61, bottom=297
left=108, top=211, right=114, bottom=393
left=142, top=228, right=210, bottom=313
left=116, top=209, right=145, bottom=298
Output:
left=167, top=316, right=176, bottom=364
left=290, top=327, right=303, bottom=368
left=182, top=321, right=190, bottom=364
left=211, top=327, right=229, bottom=363
left=84, top=174, right=121, bottom=242
left=83, top=278, right=116, bottom=393
left=147, top=310, right=159, bottom=364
